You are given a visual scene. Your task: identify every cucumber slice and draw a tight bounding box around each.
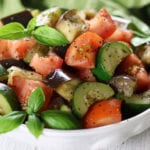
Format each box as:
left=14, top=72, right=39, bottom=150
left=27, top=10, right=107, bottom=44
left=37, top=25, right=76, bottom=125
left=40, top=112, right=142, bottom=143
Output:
left=72, top=82, right=114, bottom=118
left=93, top=42, right=132, bottom=82
left=117, top=90, right=150, bottom=113
left=0, top=83, right=20, bottom=115
left=0, top=64, right=8, bottom=81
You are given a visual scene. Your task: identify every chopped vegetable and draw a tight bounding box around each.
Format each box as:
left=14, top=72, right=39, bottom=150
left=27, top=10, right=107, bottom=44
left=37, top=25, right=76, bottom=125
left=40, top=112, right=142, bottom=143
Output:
left=0, top=5, right=149, bottom=137
left=72, top=82, right=114, bottom=118
left=93, top=42, right=132, bottom=82
left=65, top=31, right=103, bottom=69
left=83, top=99, right=122, bottom=128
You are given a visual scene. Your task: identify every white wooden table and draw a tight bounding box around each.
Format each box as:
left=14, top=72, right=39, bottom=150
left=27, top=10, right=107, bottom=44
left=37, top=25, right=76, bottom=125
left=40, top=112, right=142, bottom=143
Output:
left=0, top=128, right=150, bottom=150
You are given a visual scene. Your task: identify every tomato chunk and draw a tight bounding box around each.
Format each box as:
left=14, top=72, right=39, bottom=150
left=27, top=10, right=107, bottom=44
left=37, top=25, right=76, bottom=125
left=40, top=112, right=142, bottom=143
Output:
left=30, top=52, right=63, bottom=76
left=83, top=99, right=122, bottom=128
left=106, top=28, right=133, bottom=43
left=0, top=38, right=36, bottom=60
left=77, top=69, right=96, bottom=82
left=86, top=8, right=116, bottom=39
left=65, top=31, right=103, bottom=69
left=116, top=53, right=150, bottom=92
left=10, top=76, right=53, bottom=111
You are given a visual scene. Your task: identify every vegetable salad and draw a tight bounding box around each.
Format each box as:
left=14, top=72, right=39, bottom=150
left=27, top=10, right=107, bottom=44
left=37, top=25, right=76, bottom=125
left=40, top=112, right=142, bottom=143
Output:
left=0, top=7, right=150, bottom=138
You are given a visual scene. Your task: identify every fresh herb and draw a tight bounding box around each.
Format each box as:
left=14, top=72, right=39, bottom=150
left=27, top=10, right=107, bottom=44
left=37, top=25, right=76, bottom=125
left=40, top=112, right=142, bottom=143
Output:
left=0, top=87, right=80, bottom=137
left=26, top=114, right=44, bottom=138
left=0, top=111, right=26, bottom=133
left=128, top=16, right=150, bottom=36
left=41, top=110, right=81, bottom=130
left=33, top=26, right=69, bottom=46
left=131, top=36, right=150, bottom=47
left=27, top=87, right=45, bottom=115
left=0, top=20, right=68, bottom=46
left=27, top=17, right=37, bottom=34
left=0, top=22, right=28, bottom=39
left=0, top=87, right=45, bottom=138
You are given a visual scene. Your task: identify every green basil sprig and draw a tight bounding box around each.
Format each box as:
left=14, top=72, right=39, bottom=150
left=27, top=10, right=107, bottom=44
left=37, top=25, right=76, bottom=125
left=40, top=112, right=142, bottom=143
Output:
left=33, top=26, right=69, bottom=46
left=0, top=22, right=29, bottom=39
left=0, top=86, right=80, bottom=138
left=41, top=110, right=81, bottom=130
left=27, top=17, right=37, bottom=34
left=26, top=114, right=44, bottom=138
left=0, top=111, right=26, bottom=133
left=27, top=87, right=45, bottom=115
left=0, top=20, right=68, bottom=46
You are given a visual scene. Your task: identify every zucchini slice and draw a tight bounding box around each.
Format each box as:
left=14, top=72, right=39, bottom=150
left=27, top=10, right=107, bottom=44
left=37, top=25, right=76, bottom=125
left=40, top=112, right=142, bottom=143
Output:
left=72, top=82, right=114, bottom=118
left=117, top=90, right=150, bottom=113
left=0, top=83, right=20, bottom=115
left=93, top=42, right=132, bottom=82
left=0, top=64, right=8, bottom=81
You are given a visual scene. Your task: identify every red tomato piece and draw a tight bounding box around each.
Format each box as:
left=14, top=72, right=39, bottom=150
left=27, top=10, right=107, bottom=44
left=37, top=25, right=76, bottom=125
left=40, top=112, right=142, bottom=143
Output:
left=86, top=8, right=116, bottom=39
left=77, top=69, right=96, bottom=82
left=0, top=38, right=36, bottom=60
left=65, top=31, right=103, bottom=69
left=10, top=76, right=53, bottom=111
left=0, top=40, right=10, bottom=59
left=116, top=53, right=150, bottom=92
left=106, top=28, right=133, bottom=43
left=83, top=99, right=122, bottom=128
left=30, top=52, right=63, bottom=76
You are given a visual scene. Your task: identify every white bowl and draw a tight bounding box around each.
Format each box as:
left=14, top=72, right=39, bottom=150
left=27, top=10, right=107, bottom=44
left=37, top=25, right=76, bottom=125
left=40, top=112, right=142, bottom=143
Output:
left=1, top=108, right=150, bottom=150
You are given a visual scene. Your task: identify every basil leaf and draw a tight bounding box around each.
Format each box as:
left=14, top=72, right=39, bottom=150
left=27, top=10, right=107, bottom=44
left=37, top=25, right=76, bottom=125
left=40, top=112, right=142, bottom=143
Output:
left=27, top=87, right=45, bottom=115
left=128, top=16, right=150, bottom=35
left=114, top=0, right=150, bottom=8
left=26, top=114, right=44, bottom=138
left=27, top=17, right=36, bottom=33
left=41, top=110, right=81, bottom=130
left=0, top=22, right=29, bottom=39
left=0, top=111, right=26, bottom=133
left=33, top=26, right=68, bottom=46
left=131, top=36, right=150, bottom=47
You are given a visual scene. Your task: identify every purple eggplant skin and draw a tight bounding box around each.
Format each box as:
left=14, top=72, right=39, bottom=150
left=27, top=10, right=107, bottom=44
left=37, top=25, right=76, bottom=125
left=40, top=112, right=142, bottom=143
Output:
left=44, top=69, right=72, bottom=89
left=0, top=59, right=33, bottom=70
left=109, top=75, right=137, bottom=97
left=51, top=45, right=69, bottom=59
left=0, top=10, right=33, bottom=27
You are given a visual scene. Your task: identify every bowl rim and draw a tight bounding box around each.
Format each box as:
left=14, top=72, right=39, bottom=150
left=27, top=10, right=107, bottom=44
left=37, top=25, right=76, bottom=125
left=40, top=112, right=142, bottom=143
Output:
left=20, top=108, right=150, bottom=136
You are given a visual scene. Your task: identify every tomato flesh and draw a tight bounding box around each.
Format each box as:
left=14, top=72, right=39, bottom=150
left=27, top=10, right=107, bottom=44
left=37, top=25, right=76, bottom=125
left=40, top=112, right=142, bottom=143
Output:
left=65, top=31, right=103, bottom=69
left=10, top=76, right=53, bottom=111
left=0, top=38, right=36, bottom=60
left=86, top=8, right=116, bottom=39
left=116, top=53, right=150, bottom=92
left=30, top=52, right=63, bottom=76
left=106, top=29, right=133, bottom=44
left=83, top=99, right=122, bottom=128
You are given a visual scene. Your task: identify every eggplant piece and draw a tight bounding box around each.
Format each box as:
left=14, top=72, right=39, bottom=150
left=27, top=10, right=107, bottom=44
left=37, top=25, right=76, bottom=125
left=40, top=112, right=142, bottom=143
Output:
left=78, top=9, right=96, bottom=20
left=0, top=10, right=33, bottom=27
left=51, top=45, right=69, bottom=59
left=135, top=43, right=150, bottom=65
left=109, top=75, right=137, bottom=97
left=44, top=69, right=82, bottom=101
left=56, top=9, right=89, bottom=43
left=7, top=66, right=42, bottom=85
left=0, top=59, right=33, bottom=70
left=36, top=7, right=65, bottom=27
